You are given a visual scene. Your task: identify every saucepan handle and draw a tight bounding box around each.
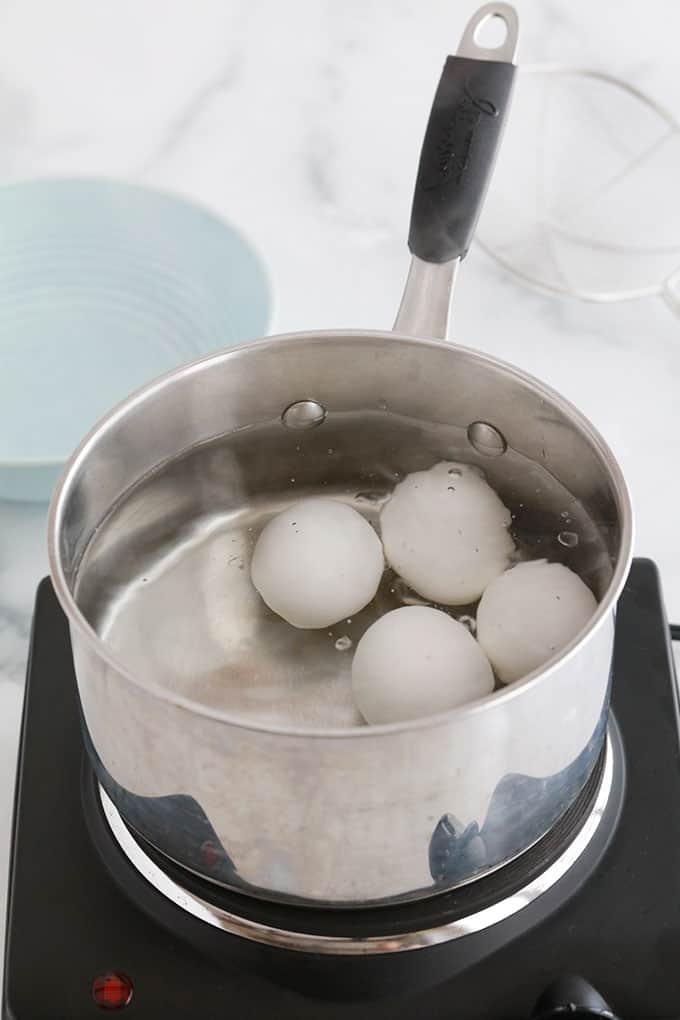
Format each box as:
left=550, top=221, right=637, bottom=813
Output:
left=394, top=3, right=519, bottom=339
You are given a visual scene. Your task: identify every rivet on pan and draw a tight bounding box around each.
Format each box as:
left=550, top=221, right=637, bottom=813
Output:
left=467, top=421, right=507, bottom=457
left=281, top=400, right=327, bottom=430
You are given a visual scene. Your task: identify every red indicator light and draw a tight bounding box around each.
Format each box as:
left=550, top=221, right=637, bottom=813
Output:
left=92, top=971, right=133, bottom=1010
left=200, top=839, right=222, bottom=870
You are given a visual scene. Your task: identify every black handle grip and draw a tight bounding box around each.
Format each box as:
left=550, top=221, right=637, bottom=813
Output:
left=408, top=55, right=516, bottom=264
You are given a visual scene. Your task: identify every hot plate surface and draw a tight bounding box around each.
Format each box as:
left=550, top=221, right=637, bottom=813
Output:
left=3, top=559, right=680, bottom=1017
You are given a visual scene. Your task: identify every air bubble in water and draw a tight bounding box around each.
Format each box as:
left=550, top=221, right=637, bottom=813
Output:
left=467, top=421, right=507, bottom=457
left=355, top=490, right=385, bottom=505
left=335, top=636, right=353, bottom=651
left=393, top=577, right=431, bottom=607
left=378, top=399, right=388, bottom=411
left=448, top=467, right=462, bottom=477
left=557, top=531, right=579, bottom=548
left=458, top=614, right=477, bottom=635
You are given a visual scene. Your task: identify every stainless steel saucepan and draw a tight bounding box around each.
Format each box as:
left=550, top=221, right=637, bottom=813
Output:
left=48, top=3, right=633, bottom=910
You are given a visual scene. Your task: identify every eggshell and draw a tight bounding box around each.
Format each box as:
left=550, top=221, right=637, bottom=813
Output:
left=251, top=498, right=384, bottom=629
left=352, top=605, right=494, bottom=724
left=476, top=559, right=598, bottom=684
left=380, top=462, right=515, bottom=605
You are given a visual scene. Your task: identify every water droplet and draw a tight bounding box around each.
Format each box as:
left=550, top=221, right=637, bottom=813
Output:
left=378, top=399, right=388, bottom=411
left=447, top=486, right=455, bottom=492
left=335, top=636, right=353, bottom=651
left=346, top=618, right=352, bottom=624
left=557, top=531, right=579, bottom=548
left=295, top=444, right=301, bottom=452
left=290, top=477, right=296, bottom=483
left=560, top=510, right=570, bottom=519
left=247, top=526, right=253, bottom=532
left=458, top=615, right=476, bottom=635
left=228, top=555, right=243, bottom=568
left=448, top=467, right=462, bottom=477
left=328, top=631, right=334, bottom=637
left=328, top=448, right=334, bottom=455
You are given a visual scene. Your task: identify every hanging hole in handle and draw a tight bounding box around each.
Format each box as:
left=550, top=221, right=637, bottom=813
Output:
left=457, top=3, right=519, bottom=63
left=473, top=13, right=508, bottom=50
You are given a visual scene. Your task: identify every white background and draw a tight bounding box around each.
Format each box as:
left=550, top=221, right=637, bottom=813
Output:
left=2, top=0, right=680, bottom=982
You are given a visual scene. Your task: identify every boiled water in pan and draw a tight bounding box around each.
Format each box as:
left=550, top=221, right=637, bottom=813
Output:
left=75, top=410, right=614, bottom=730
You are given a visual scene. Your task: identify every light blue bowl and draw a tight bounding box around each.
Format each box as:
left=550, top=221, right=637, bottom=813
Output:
left=0, top=178, right=273, bottom=501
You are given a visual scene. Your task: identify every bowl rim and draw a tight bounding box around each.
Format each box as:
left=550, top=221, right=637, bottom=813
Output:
left=0, top=175, right=275, bottom=473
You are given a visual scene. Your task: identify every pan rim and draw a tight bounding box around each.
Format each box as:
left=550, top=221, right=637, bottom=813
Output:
left=47, top=328, right=634, bottom=740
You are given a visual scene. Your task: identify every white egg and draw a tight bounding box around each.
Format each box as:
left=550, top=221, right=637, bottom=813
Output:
left=380, top=462, right=515, bottom=605
left=352, top=606, right=494, bottom=724
left=250, top=498, right=384, bottom=629
left=476, top=559, right=598, bottom=685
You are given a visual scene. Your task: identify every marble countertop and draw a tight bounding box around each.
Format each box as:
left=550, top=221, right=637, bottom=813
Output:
left=2, top=0, right=680, bottom=978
